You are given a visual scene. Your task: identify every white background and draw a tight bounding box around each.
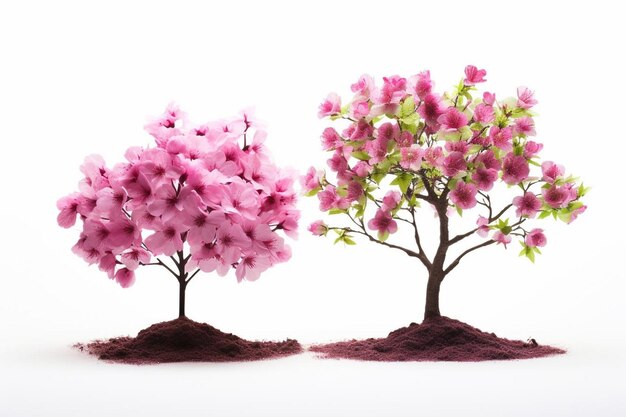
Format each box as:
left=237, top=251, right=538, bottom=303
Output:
left=1, top=1, right=625, bottom=416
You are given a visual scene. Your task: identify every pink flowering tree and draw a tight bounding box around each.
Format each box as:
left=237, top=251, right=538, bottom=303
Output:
left=58, top=105, right=299, bottom=318
left=306, top=67, right=587, bottom=320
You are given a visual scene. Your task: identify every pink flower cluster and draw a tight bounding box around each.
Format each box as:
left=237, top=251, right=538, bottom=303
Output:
left=308, top=66, right=587, bottom=256
left=58, top=104, right=299, bottom=286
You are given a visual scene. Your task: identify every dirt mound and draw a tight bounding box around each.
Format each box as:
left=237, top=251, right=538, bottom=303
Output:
left=310, top=316, right=565, bottom=361
left=76, top=317, right=302, bottom=364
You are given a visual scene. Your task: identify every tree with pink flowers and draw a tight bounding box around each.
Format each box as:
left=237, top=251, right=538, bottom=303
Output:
left=306, top=66, right=587, bottom=320
left=58, top=105, right=299, bottom=318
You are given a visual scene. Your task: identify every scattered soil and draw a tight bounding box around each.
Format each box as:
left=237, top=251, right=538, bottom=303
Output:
left=310, top=316, right=565, bottom=362
left=75, top=317, right=302, bottom=364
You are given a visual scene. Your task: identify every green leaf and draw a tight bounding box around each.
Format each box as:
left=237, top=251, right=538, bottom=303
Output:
left=328, top=208, right=347, bottom=215
left=351, top=150, right=371, bottom=161
left=343, top=236, right=357, bottom=245
left=400, top=96, right=416, bottom=118
left=456, top=205, right=463, bottom=217
left=518, top=243, right=536, bottom=263
left=371, top=172, right=385, bottom=184
left=537, top=210, right=551, bottom=219
left=304, top=188, right=321, bottom=197
left=390, top=172, right=413, bottom=194
left=577, top=183, right=590, bottom=198
left=400, top=112, right=419, bottom=125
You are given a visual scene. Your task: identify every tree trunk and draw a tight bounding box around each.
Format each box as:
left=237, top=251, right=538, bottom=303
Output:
left=178, top=279, right=187, bottom=318
left=424, top=267, right=443, bottom=320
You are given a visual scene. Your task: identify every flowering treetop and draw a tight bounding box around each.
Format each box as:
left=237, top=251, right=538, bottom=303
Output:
left=58, top=104, right=299, bottom=295
left=305, top=66, right=587, bottom=272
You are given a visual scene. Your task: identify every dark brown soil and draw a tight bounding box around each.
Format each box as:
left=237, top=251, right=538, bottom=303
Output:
left=310, top=316, right=565, bottom=361
left=75, top=317, right=302, bottom=364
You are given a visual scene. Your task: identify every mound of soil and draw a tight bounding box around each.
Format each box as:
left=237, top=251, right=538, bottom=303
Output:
left=310, top=316, right=565, bottom=361
left=76, top=317, right=302, bottom=364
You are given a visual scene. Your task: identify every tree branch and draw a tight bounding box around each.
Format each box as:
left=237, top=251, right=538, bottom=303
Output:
left=444, top=240, right=496, bottom=275
left=410, top=207, right=431, bottom=268
left=141, top=257, right=179, bottom=278
left=186, top=268, right=201, bottom=284
left=490, top=204, right=513, bottom=223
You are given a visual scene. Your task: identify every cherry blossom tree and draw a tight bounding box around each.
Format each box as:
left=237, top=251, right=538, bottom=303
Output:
left=306, top=67, right=587, bottom=320
left=58, top=105, right=299, bottom=317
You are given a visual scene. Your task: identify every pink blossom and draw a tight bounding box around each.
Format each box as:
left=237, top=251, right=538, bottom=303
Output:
left=493, top=231, right=512, bottom=247
left=464, top=65, right=487, bottom=85
left=442, top=151, right=467, bottom=176
left=541, top=161, right=565, bottom=183
left=396, top=131, right=414, bottom=148
left=525, top=229, right=547, bottom=248
left=72, top=235, right=101, bottom=264
left=542, top=185, right=569, bottom=208
left=424, top=146, right=444, bottom=168
left=450, top=182, right=477, bottom=210
left=377, top=123, right=400, bottom=144
left=474, top=150, right=501, bottom=171
left=57, top=193, right=81, bottom=228
left=125, top=173, right=153, bottom=210
left=368, top=209, right=398, bottom=238
left=418, top=93, right=444, bottom=126
left=524, top=141, right=543, bottom=158
left=350, top=74, right=375, bottom=98
left=321, top=127, right=342, bottom=150
left=317, top=185, right=349, bottom=211
left=120, top=248, right=151, bottom=271
left=476, top=216, right=490, bottom=237
left=400, top=145, right=424, bottom=171
left=350, top=100, right=370, bottom=119
left=148, top=184, right=192, bottom=221
left=144, top=223, right=185, bottom=256
left=115, top=268, right=136, bottom=288
left=373, top=75, right=407, bottom=104
left=473, top=103, right=495, bottom=124
left=318, top=93, right=341, bottom=118
left=308, top=220, right=327, bottom=236
left=301, top=167, right=322, bottom=193
left=437, top=107, right=469, bottom=131
left=140, top=148, right=184, bottom=185
left=327, top=151, right=350, bottom=174
left=83, top=219, right=111, bottom=251
left=346, top=181, right=364, bottom=202
left=445, top=141, right=469, bottom=154
left=569, top=205, right=587, bottom=223
left=514, top=117, right=536, bottom=136
left=183, top=207, right=224, bottom=245
left=235, top=253, right=271, bottom=282
left=95, top=186, right=127, bottom=216
left=364, top=138, right=388, bottom=165
left=220, top=181, right=260, bottom=221
left=345, top=119, right=374, bottom=141
left=408, top=70, right=433, bottom=100
left=517, top=86, right=538, bottom=109
left=98, top=253, right=117, bottom=279
left=352, top=161, right=372, bottom=178
left=489, top=126, right=513, bottom=151
left=107, top=218, right=141, bottom=249
left=471, top=167, right=498, bottom=191
left=382, top=190, right=402, bottom=211
left=483, top=92, right=496, bottom=105
left=513, top=192, right=542, bottom=218
left=502, top=153, right=530, bottom=185
left=215, top=223, right=250, bottom=253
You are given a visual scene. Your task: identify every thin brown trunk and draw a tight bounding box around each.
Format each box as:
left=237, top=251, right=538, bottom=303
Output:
left=178, top=279, right=187, bottom=318
left=424, top=267, right=443, bottom=320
